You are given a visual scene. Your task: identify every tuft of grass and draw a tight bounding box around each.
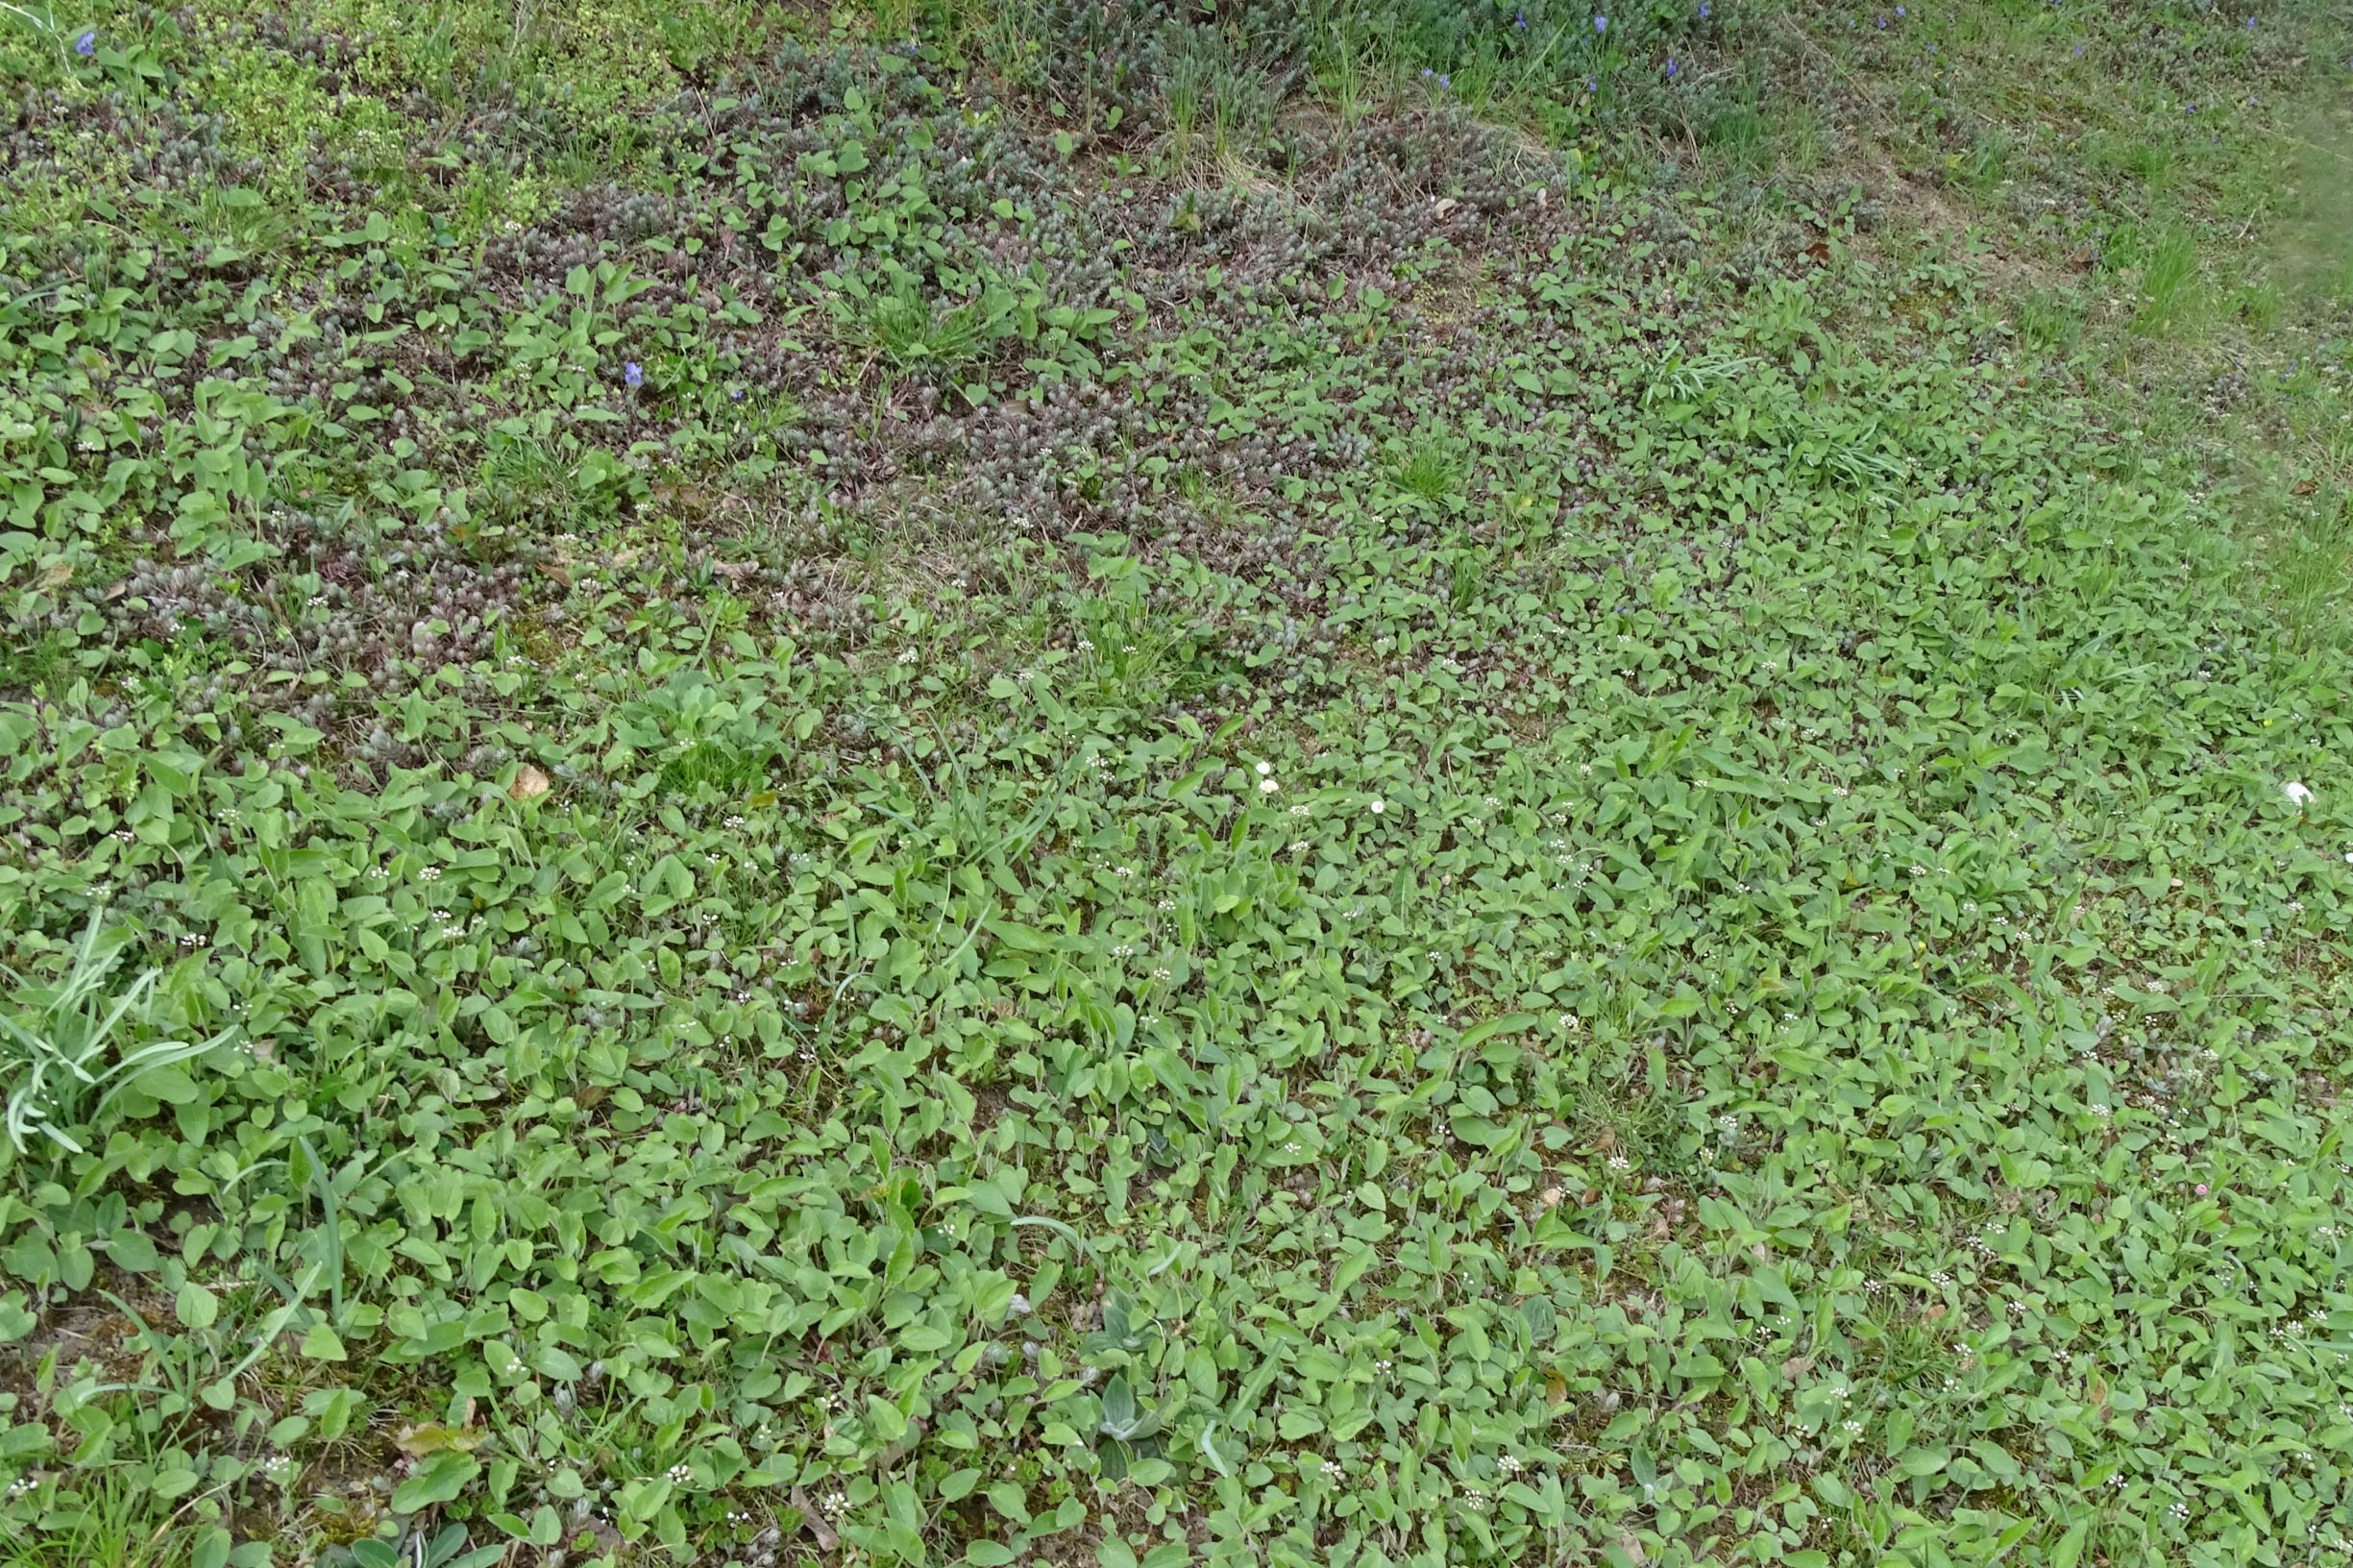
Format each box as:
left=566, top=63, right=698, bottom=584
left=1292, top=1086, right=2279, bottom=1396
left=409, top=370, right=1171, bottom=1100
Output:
left=1391, top=434, right=1463, bottom=503
left=2273, top=501, right=2353, bottom=649
left=2015, top=288, right=2082, bottom=352
left=0, top=913, right=233, bottom=1159
left=0, top=1463, right=199, bottom=1568
left=1157, top=21, right=1285, bottom=174
left=842, top=275, right=1011, bottom=380
left=2133, top=229, right=2205, bottom=336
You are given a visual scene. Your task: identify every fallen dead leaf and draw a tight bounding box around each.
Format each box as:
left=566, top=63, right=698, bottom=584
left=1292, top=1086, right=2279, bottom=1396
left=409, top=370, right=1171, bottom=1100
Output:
left=791, top=1486, right=840, bottom=1553
left=509, top=765, right=551, bottom=801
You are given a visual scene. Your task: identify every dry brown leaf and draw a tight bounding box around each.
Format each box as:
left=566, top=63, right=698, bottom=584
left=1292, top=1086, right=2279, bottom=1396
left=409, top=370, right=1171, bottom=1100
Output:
left=791, top=1486, right=840, bottom=1553
left=508, top=765, right=551, bottom=801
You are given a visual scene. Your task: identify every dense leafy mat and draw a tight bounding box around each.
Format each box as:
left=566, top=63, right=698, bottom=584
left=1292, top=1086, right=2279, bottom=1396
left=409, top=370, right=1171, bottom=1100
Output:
left=2, top=3, right=2351, bottom=1567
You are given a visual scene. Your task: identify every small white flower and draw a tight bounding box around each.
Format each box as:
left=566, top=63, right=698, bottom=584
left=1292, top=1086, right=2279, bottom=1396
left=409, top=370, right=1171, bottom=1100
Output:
left=1606, top=1154, right=1630, bottom=1172
left=1255, top=761, right=1273, bottom=775
left=2285, top=781, right=2315, bottom=807
left=1259, top=778, right=1279, bottom=795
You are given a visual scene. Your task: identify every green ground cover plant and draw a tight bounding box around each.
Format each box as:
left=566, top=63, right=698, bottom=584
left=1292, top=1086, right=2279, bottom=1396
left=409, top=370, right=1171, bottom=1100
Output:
left=0, top=2, right=2350, bottom=1565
